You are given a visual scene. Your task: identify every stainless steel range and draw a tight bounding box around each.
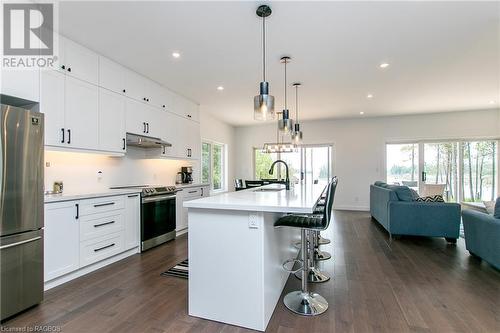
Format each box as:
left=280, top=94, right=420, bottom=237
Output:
left=111, top=185, right=178, bottom=251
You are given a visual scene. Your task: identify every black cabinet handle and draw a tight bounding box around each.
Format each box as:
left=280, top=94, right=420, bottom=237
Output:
left=162, top=146, right=166, bottom=154
left=61, top=65, right=65, bottom=70
left=94, top=243, right=115, bottom=252
left=61, top=128, right=65, bottom=143
left=67, top=67, right=71, bottom=72
left=143, top=122, right=146, bottom=133
left=188, top=190, right=197, bottom=194
left=122, top=89, right=126, bottom=93
left=187, top=114, right=192, bottom=118
left=127, top=194, right=139, bottom=198
left=67, top=129, right=71, bottom=144
left=146, top=98, right=149, bottom=102
left=162, top=105, right=165, bottom=108
left=146, top=123, right=149, bottom=133
left=143, top=97, right=146, bottom=101
left=75, top=203, right=79, bottom=219
left=122, top=138, right=126, bottom=150
left=201, top=188, right=204, bottom=196
left=94, top=202, right=115, bottom=208
left=94, top=221, right=115, bottom=228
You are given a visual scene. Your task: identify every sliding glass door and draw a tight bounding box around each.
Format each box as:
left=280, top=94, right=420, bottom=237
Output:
left=386, top=140, right=498, bottom=202
left=254, top=145, right=333, bottom=186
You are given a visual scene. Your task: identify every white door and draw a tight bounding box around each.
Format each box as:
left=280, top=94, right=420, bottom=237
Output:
left=62, top=38, right=99, bottom=85
left=40, top=71, right=65, bottom=146
left=65, top=76, right=99, bottom=150
left=125, top=98, right=148, bottom=135
left=99, top=56, right=126, bottom=95
left=99, top=88, right=126, bottom=153
left=124, top=194, right=140, bottom=250
left=44, top=201, right=80, bottom=281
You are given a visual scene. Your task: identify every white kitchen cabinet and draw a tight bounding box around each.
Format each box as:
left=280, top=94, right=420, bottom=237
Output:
left=65, top=76, right=99, bottom=150
left=124, top=194, right=140, bottom=250
left=1, top=69, right=40, bottom=102
left=44, top=200, right=80, bottom=281
left=173, top=95, right=199, bottom=122
left=160, top=111, right=180, bottom=158
left=40, top=71, right=65, bottom=146
left=58, top=36, right=99, bottom=85
left=124, top=69, right=153, bottom=104
left=99, top=56, right=126, bottom=95
left=180, top=118, right=201, bottom=159
left=125, top=98, right=163, bottom=139
left=99, top=88, right=126, bottom=153
left=176, top=185, right=210, bottom=233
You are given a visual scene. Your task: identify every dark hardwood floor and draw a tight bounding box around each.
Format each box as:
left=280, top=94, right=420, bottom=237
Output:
left=3, top=211, right=499, bottom=332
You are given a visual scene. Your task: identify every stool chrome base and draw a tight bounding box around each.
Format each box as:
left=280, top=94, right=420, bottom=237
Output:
left=283, top=291, right=328, bottom=316
left=315, top=249, right=332, bottom=261
left=318, top=235, right=331, bottom=245
left=295, top=267, right=330, bottom=283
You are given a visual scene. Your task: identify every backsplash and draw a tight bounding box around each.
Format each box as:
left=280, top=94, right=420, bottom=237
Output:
left=44, top=147, right=199, bottom=194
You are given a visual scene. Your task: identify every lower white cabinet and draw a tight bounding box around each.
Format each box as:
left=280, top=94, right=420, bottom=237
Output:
left=176, top=185, right=210, bottom=233
left=44, top=201, right=80, bottom=281
left=124, top=193, right=140, bottom=250
left=44, top=193, right=140, bottom=286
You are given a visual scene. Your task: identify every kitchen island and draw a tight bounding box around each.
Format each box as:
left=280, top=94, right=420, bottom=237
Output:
left=184, top=183, right=326, bottom=331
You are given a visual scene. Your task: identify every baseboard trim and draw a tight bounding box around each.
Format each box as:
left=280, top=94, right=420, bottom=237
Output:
left=335, top=205, right=370, bottom=212
left=44, top=247, right=139, bottom=291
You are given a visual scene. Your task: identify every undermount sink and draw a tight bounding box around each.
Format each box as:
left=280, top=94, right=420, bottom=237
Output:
left=253, top=188, right=285, bottom=192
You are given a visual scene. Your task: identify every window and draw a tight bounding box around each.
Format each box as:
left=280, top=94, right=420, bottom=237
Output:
left=202, top=141, right=227, bottom=192
left=253, top=145, right=333, bottom=185
left=386, top=140, right=498, bottom=202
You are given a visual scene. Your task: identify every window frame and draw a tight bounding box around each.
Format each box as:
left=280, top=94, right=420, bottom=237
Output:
left=202, top=139, right=227, bottom=193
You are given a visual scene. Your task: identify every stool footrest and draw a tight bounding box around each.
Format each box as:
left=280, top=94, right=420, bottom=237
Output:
left=282, top=259, right=303, bottom=274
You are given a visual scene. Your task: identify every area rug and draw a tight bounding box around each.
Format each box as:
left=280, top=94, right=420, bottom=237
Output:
left=161, top=259, right=188, bottom=279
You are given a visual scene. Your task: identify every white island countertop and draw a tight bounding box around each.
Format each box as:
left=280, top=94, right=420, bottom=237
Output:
left=184, top=183, right=326, bottom=214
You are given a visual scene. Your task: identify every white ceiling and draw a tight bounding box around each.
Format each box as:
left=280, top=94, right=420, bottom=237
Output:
left=59, top=1, right=500, bottom=126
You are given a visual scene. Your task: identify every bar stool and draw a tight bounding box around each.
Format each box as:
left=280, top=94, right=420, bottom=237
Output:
left=275, top=177, right=337, bottom=316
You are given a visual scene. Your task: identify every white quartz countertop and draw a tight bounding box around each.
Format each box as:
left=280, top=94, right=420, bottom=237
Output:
left=184, top=183, right=326, bottom=214
left=176, top=183, right=210, bottom=189
left=44, top=189, right=142, bottom=203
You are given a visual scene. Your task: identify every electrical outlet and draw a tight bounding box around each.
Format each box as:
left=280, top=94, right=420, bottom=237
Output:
left=248, top=214, right=259, bottom=229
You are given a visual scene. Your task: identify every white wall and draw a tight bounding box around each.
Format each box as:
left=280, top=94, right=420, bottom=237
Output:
left=234, top=109, right=500, bottom=211
left=44, top=148, right=197, bottom=194
left=199, top=110, right=237, bottom=192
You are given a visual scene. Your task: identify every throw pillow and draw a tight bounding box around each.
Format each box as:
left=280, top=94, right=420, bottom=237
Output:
left=483, top=201, right=495, bottom=215
left=409, top=188, right=420, bottom=201
left=494, top=197, right=500, bottom=219
left=388, top=185, right=413, bottom=202
left=416, top=195, right=445, bottom=202
left=374, top=181, right=387, bottom=187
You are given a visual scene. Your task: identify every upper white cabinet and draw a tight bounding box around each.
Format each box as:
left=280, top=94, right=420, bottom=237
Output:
left=0, top=69, right=40, bottom=102
left=58, top=36, right=99, bottom=85
left=99, top=56, right=127, bottom=95
left=125, top=70, right=153, bottom=104
left=125, top=98, right=159, bottom=138
left=99, top=88, right=126, bottom=153
left=174, top=95, right=199, bottom=122
left=64, top=76, right=99, bottom=150
left=40, top=71, right=99, bottom=150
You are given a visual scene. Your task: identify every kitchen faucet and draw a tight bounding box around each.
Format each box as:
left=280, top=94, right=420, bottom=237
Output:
left=269, top=160, right=290, bottom=190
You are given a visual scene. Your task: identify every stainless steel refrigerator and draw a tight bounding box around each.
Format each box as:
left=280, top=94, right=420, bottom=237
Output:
left=0, top=96, right=44, bottom=321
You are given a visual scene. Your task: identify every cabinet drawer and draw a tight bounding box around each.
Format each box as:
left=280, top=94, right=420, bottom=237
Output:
left=80, top=211, right=124, bottom=242
left=79, top=196, right=125, bottom=216
left=80, top=232, right=124, bottom=267
left=183, top=187, right=203, bottom=199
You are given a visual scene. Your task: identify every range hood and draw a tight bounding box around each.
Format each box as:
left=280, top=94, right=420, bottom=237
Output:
left=126, top=133, right=172, bottom=148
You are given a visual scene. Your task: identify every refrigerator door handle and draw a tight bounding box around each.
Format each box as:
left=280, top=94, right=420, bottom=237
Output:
left=0, top=236, right=41, bottom=250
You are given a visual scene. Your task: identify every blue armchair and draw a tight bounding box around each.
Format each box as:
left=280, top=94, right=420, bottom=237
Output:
left=462, top=209, right=500, bottom=270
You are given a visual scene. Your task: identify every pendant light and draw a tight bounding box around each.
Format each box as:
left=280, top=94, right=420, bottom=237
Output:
left=254, top=5, right=275, bottom=121
left=278, top=56, right=293, bottom=134
left=292, top=83, right=303, bottom=145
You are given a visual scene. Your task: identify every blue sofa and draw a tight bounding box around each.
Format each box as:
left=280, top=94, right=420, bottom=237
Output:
left=370, top=182, right=461, bottom=241
left=462, top=209, right=500, bottom=270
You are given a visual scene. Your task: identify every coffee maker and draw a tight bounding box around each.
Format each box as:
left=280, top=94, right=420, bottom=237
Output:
left=181, top=166, right=193, bottom=184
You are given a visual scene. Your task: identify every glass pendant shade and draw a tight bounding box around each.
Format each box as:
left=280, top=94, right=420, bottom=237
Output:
left=254, top=82, right=275, bottom=120
left=292, top=123, right=303, bottom=144
left=278, top=109, right=294, bottom=134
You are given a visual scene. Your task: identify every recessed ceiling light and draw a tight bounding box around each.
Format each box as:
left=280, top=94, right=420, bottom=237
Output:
left=379, top=63, right=390, bottom=69
left=489, top=100, right=496, bottom=104
left=367, top=94, right=374, bottom=99
left=360, top=111, right=365, bottom=115
left=217, top=86, right=224, bottom=91
left=172, top=52, right=181, bottom=58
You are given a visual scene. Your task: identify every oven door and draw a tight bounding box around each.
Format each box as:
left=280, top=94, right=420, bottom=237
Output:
left=141, top=194, right=176, bottom=251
